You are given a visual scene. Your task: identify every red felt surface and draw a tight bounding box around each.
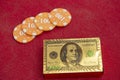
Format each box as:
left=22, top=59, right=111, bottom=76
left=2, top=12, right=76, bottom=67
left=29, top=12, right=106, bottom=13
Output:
left=0, top=0, right=120, bottom=80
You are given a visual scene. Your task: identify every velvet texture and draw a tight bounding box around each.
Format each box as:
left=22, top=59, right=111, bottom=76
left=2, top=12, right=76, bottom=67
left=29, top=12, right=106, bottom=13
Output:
left=0, top=0, right=120, bottom=80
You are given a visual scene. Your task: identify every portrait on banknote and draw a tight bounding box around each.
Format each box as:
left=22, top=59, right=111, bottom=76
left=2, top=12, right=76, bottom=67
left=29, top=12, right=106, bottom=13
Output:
left=60, top=42, right=82, bottom=68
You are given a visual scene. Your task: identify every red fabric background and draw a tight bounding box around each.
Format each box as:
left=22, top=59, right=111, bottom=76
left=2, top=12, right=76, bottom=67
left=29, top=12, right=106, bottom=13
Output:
left=0, top=0, right=120, bottom=80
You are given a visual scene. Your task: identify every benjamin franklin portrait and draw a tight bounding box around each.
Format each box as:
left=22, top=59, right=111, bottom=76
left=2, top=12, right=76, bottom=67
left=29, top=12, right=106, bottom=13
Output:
left=60, top=42, right=82, bottom=67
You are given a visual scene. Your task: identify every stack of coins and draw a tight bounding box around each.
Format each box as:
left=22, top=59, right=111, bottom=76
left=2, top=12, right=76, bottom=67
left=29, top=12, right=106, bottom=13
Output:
left=13, top=8, right=72, bottom=43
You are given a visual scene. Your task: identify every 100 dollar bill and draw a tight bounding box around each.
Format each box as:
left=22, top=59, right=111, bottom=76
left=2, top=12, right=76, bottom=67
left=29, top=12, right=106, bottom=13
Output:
left=43, top=38, right=103, bottom=74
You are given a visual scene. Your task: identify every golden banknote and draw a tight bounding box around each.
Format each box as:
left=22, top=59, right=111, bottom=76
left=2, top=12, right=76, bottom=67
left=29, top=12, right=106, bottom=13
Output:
left=43, top=37, right=103, bottom=74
